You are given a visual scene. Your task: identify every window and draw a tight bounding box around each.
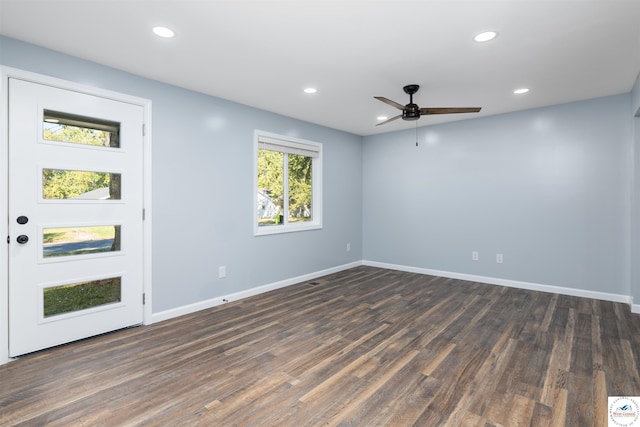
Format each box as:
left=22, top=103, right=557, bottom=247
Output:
left=43, top=277, right=122, bottom=318
left=42, top=169, right=121, bottom=200
left=43, top=225, right=121, bottom=258
left=43, top=109, right=120, bottom=148
left=254, top=130, right=322, bottom=235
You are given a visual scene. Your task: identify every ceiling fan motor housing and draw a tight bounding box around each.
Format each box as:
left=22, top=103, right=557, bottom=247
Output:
left=402, top=104, right=421, bottom=120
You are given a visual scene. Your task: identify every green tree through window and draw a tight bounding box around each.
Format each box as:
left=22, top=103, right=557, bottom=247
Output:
left=288, top=153, right=312, bottom=221
left=255, top=131, right=322, bottom=233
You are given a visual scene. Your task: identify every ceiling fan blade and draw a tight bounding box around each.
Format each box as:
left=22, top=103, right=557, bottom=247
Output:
left=374, top=97, right=405, bottom=110
left=420, top=107, right=482, bottom=115
left=376, top=115, right=402, bottom=126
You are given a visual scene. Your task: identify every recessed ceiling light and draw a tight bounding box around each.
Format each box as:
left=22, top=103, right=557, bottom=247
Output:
left=153, top=26, right=175, bottom=38
left=514, top=88, right=530, bottom=94
left=303, top=87, right=317, bottom=94
left=377, top=116, right=388, bottom=121
left=474, top=31, right=497, bottom=42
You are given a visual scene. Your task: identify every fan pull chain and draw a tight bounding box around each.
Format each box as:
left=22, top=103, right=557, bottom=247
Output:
left=415, top=121, right=418, bottom=146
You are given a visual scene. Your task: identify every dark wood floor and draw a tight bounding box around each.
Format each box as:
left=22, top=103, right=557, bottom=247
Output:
left=2, top=266, right=639, bottom=426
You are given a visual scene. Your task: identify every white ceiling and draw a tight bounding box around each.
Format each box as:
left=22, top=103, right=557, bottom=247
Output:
left=1, top=0, right=639, bottom=136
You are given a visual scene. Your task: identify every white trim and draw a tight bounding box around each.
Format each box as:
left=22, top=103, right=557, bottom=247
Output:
left=363, top=260, right=633, bottom=305
left=0, top=69, right=9, bottom=365
left=0, top=66, right=152, bottom=365
left=152, top=261, right=361, bottom=323
left=142, top=98, right=153, bottom=326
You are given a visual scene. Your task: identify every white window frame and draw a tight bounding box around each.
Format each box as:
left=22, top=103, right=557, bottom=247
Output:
left=254, top=130, right=322, bottom=236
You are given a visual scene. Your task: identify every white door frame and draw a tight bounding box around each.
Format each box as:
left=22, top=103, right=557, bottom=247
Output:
left=0, top=66, right=153, bottom=365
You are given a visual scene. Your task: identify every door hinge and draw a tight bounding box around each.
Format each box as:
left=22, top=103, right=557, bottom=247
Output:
left=6, top=236, right=9, bottom=244
left=143, top=293, right=146, bottom=305
left=142, top=123, right=146, bottom=136
left=142, top=208, right=146, bottom=221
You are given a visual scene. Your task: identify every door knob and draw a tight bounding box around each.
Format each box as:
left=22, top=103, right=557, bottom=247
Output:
left=16, top=216, right=29, bottom=224
left=16, top=235, right=29, bottom=244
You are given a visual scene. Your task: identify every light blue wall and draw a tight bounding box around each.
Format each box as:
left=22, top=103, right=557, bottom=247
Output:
left=1, top=35, right=637, bottom=312
left=631, top=73, right=640, bottom=307
left=0, top=36, right=363, bottom=312
left=363, top=94, right=632, bottom=295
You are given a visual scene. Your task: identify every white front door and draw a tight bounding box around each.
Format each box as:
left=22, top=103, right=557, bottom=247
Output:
left=8, top=78, right=144, bottom=357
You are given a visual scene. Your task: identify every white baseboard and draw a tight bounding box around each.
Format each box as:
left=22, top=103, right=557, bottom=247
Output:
left=152, top=261, right=362, bottom=323
left=154, top=258, right=636, bottom=324
left=363, top=260, right=633, bottom=305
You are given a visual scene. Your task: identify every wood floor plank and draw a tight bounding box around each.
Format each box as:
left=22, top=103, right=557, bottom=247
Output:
left=505, top=394, right=536, bottom=427
left=421, top=342, right=456, bottom=376
left=593, top=370, right=609, bottom=427
left=298, top=354, right=369, bottom=403
left=529, top=402, right=553, bottom=427
left=322, top=349, right=420, bottom=427
left=466, top=330, right=518, bottom=419
left=1, top=266, right=638, bottom=426
left=362, top=374, right=441, bottom=426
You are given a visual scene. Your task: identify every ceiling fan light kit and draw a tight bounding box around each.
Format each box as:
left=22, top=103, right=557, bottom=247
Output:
left=374, top=84, right=482, bottom=126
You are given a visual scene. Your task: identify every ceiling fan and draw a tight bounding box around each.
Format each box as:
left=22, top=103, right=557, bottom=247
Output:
left=374, top=84, right=481, bottom=126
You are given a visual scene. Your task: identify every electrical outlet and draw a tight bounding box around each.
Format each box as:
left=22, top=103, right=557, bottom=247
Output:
left=218, top=265, right=226, bottom=278
left=347, top=243, right=351, bottom=252
left=496, top=254, right=503, bottom=264
left=472, top=251, right=479, bottom=261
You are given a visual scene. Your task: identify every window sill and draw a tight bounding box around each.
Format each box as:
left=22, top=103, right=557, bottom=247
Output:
left=254, top=222, right=322, bottom=236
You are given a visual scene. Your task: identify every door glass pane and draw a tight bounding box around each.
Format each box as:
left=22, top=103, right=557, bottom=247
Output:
left=288, top=153, right=312, bottom=223
left=43, top=225, right=121, bottom=258
left=43, top=277, right=122, bottom=317
left=42, top=169, right=121, bottom=200
left=257, top=149, right=284, bottom=226
left=43, top=110, right=120, bottom=148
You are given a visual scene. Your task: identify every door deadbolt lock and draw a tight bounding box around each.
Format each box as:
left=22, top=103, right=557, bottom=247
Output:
left=17, top=216, right=29, bottom=225
left=16, top=235, right=29, bottom=244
